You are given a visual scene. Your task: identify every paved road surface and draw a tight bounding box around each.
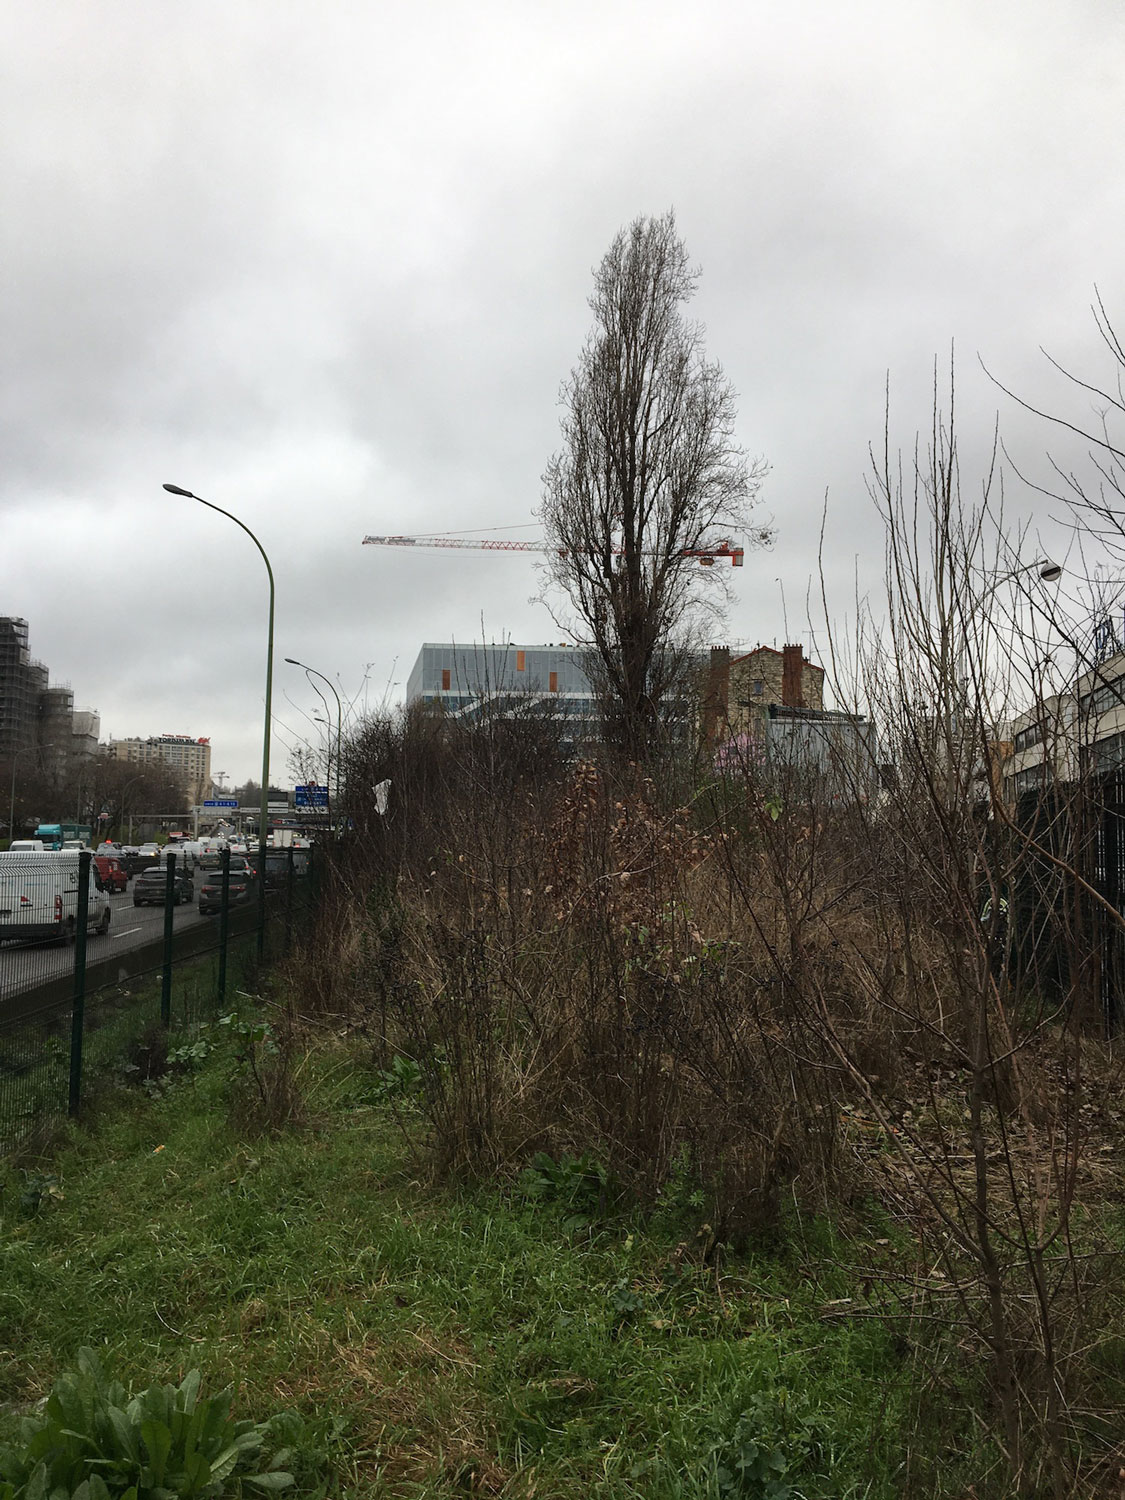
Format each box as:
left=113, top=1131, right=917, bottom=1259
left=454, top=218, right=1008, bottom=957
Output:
left=0, top=885, right=214, bottom=1004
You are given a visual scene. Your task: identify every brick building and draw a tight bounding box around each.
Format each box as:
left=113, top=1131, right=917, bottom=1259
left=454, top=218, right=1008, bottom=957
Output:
left=702, top=643, right=825, bottom=742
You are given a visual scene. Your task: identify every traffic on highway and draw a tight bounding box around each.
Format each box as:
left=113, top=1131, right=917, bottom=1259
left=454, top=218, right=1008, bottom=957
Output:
left=0, top=836, right=311, bottom=1011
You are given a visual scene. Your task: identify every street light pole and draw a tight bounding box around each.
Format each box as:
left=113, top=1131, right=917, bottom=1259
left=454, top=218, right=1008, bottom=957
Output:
left=163, top=483, right=275, bottom=958
left=8, top=755, right=18, bottom=844
left=956, top=557, right=1063, bottom=695
left=285, top=657, right=343, bottom=834
left=7, top=742, right=55, bottom=845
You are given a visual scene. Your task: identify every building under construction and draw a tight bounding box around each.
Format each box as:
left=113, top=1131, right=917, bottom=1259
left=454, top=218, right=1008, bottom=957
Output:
left=0, top=617, right=100, bottom=767
left=0, top=618, right=48, bottom=759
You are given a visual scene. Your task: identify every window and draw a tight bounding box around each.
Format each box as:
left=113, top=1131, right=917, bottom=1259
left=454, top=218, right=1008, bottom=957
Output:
left=549, top=671, right=558, bottom=693
left=752, top=680, right=764, bottom=696
left=1079, top=678, right=1125, bottom=718
left=441, top=669, right=451, bottom=691
left=1014, top=721, right=1044, bottom=754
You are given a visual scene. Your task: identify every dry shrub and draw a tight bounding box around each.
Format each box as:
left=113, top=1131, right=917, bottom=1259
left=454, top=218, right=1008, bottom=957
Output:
left=334, top=757, right=859, bottom=1237
left=226, top=1005, right=306, bottom=1137
left=309, top=677, right=1125, bottom=1493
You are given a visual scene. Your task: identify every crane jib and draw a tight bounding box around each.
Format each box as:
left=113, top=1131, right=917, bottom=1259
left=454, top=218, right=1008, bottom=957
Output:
left=362, top=535, right=744, bottom=565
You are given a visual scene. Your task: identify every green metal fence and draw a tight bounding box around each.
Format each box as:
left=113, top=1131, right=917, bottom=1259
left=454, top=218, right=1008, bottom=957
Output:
left=0, top=846, right=317, bottom=1157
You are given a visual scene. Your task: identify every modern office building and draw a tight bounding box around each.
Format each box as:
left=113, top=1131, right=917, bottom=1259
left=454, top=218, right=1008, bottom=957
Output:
left=1005, top=647, right=1125, bottom=796
left=407, top=641, right=600, bottom=732
left=108, top=734, right=212, bottom=805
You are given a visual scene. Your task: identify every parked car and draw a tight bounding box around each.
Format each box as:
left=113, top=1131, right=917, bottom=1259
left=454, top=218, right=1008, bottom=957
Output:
left=132, top=864, right=194, bottom=906
left=92, top=855, right=128, bottom=893
left=198, top=858, right=258, bottom=915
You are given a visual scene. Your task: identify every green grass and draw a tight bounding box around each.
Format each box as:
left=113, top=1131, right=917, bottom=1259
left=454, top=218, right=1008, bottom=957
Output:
left=0, top=920, right=273, bottom=1158
left=0, top=1025, right=922, bottom=1498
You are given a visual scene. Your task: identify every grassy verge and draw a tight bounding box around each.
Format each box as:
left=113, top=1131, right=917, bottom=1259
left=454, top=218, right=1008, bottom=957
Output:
left=0, top=927, right=264, bottom=1158
left=0, top=1014, right=928, bottom=1499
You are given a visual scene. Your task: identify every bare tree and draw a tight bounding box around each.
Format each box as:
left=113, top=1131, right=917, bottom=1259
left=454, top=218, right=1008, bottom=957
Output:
left=540, top=210, right=770, bottom=759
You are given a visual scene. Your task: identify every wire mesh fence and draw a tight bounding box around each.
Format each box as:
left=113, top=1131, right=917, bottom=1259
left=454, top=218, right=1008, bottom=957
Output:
left=0, top=845, right=318, bottom=1157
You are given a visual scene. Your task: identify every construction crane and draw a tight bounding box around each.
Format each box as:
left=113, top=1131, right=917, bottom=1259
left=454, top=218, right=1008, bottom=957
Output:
left=361, top=533, right=745, bottom=567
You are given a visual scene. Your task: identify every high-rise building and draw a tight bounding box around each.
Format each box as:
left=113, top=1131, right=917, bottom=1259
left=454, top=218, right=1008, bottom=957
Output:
left=0, top=616, right=98, bottom=769
left=108, top=734, right=212, bottom=806
left=0, top=617, right=48, bottom=759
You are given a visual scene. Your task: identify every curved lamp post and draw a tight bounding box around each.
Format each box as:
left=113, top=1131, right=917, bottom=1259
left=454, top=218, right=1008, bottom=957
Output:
left=163, top=483, right=275, bottom=958
left=957, top=557, right=1063, bottom=690
left=285, top=657, right=343, bottom=834
left=114, top=769, right=147, bottom=844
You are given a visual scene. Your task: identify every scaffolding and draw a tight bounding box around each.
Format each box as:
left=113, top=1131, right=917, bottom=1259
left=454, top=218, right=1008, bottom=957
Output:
left=0, top=618, right=48, bottom=759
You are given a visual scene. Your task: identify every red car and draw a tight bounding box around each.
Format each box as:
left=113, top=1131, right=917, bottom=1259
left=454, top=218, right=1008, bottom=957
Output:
left=92, top=855, right=128, bottom=893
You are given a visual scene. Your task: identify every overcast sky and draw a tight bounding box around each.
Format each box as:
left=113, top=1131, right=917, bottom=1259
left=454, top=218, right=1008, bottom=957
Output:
left=3, top=0, right=1124, bottom=784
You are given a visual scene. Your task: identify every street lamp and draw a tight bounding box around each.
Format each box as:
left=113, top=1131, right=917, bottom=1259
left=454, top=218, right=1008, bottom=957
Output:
left=957, top=557, right=1063, bottom=689
left=285, top=657, right=343, bottom=834
left=7, top=743, right=56, bottom=845
left=163, top=483, right=275, bottom=958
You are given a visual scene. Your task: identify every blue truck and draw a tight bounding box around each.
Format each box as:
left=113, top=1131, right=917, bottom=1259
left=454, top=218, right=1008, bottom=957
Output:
left=32, top=822, right=94, bottom=850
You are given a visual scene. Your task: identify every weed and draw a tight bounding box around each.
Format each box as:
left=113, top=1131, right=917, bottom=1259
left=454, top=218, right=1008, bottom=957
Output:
left=167, top=1037, right=215, bottom=1072
left=222, top=1008, right=304, bottom=1138
left=18, top=1171, right=63, bottom=1216
left=518, top=1152, right=616, bottom=1229
left=710, top=1389, right=823, bottom=1498
left=0, top=1348, right=299, bottom=1498
left=370, top=1052, right=423, bottom=1103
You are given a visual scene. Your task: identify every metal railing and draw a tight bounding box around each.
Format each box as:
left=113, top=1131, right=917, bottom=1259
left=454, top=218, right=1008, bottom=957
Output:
left=0, top=846, right=318, bottom=1157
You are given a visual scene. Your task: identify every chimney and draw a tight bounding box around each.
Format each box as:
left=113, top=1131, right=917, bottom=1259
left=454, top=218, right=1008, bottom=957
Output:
left=782, top=644, right=805, bottom=707
left=703, top=646, right=731, bottom=742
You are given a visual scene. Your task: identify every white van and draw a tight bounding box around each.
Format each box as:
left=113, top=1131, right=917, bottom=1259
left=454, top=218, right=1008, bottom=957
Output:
left=160, top=842, right=198, bottom=872
left=0, top=851, right=112, bottom=944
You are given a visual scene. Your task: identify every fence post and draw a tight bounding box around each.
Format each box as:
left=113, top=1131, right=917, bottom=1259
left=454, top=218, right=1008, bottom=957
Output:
left=217, top=847, right=231, bottom=1007
left=160, top=853, right=176, bottom=1026
left=68, top=850, right=92, bottom=1118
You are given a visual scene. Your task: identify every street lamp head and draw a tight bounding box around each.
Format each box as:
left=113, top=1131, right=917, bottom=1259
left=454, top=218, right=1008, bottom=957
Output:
left=284, top=657, right=302, bottom=667
left=1038, top=559, right=1063, bottom=583
left=162, top=483, right=195, bottom=498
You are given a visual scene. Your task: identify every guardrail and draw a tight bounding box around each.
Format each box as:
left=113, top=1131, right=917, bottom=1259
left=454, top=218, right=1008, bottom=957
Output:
left=0, top=846, right=317, bottom=1157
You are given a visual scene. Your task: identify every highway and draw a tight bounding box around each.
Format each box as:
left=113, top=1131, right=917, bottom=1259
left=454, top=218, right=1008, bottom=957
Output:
left=0, top=882, right=216, bottom=1005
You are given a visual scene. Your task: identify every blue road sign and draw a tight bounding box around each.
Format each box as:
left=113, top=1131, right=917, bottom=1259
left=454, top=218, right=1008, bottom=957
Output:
left=294, top=784, right=328, bottom=808
left=203, top=799, right=239, bottom=808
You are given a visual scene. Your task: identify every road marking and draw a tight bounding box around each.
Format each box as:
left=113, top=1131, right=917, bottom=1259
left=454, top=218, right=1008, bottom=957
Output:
left=114, top=927, right=143, bottom=938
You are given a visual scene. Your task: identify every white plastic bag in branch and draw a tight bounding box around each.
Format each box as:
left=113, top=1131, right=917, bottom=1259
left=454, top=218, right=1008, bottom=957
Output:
left=373, top=779, right=391, bottom=816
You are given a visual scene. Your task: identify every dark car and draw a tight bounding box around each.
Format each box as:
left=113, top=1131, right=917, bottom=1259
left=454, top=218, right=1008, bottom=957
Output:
left=92, top=855, right=128, bottom=893
left=198, top=858, right=258, bottom=915
left=132, top=864, right=194, bottom=906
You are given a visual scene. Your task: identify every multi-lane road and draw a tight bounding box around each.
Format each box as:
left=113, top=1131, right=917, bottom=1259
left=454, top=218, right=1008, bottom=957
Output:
left=0, top=881, right=219, bottom=1007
